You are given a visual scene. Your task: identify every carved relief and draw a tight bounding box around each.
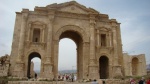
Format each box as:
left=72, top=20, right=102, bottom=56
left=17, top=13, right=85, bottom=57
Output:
left=59, top=5, right=88, bottom=14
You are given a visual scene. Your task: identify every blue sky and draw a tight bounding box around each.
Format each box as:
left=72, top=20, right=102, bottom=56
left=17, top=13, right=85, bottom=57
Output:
left=0, top=0, right=150, bottom=71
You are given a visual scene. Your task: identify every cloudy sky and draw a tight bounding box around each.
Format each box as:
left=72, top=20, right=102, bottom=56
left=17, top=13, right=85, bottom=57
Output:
left=0, top=0, right=150, bottom=71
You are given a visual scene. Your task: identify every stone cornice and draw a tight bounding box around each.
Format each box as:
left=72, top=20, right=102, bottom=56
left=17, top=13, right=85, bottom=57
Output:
left=55, top=11, right=89, bottom=20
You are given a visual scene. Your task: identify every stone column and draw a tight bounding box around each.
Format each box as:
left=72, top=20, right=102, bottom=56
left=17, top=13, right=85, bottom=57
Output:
left=106, top=34, right=108, bottom=47
left=109, top=31, right=112, bottom=47
left=112, top=28, right=118, bottom=65
left=41, top=25, right=45, bottom=43
left=53, top=40, right=59, bottom=79
left=83, top=42, right=90, bottom=79
left=96, top=29, right=100, bottom=51
left=42, top=14, right=55, bottom=80
left=111, top=20, right=123, bottom=78
left=97, top=29, right=100, bottom=46
left=89, top=14, right=99, bottom=79
left=27, top=23, right=31, bottom=41
left=40, top=28, right=43, bottom=42
left=14, top=10, right=28, bottom=78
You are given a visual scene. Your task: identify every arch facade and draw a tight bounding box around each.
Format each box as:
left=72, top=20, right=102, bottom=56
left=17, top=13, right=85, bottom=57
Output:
left=8, top=1, right=146, bottom=80
left=27, top=52, right=41, bottom=78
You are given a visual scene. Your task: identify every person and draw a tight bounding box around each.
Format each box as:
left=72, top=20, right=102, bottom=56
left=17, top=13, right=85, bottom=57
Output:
left=102, top=80, right=105, bottom=84
left=91, top=79, right=98, bottom=84
left=71, top=74, right=74, bottom=82
left=147, top=78, right=150, bottom=84
left=130, top=78, right=136, bottom=84
left=139, top=77, right=145, bottom=84
left=35, top=73, right=37, bottom=79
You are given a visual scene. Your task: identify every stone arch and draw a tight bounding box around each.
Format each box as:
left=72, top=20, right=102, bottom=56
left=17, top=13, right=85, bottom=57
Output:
left=54, top=25, right=89, bottom=42
left=27, top=51, right=42, bottom=78
left=26, top=49, right=43, bottom=59
left=99, top=55, right=109, bottom=79
left=53, top=25, right=89, bottom=80
left=131, top=57, right=139, bottom=76
left=97, top=53, right=110, bottom=60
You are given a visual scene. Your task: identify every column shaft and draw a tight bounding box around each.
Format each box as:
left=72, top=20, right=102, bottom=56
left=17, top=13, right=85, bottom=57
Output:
left=97, top=29, right=100, bottom=46
left=27, top=24, right=31, bottom=41
left=17, top=13, right=28, bottom=62
left=112, top=28, right=118, bottom=65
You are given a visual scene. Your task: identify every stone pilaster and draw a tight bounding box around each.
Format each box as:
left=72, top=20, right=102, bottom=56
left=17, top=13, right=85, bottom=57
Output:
left=53, top=40, right=59, bottom=79
left=111, top=20, right=123, bottom=78
left=41, top=25, right=45, bottom=43
left=89, top=14, right=99, bottom=79
left=83, top=42, right=90, bottom=79
left=109, top=31, right=112, bottom=47
left=42, top=12, right=55, bottom=80
left=13, top=9, right=29, bottom=78
left=96, top=29, right=100, bottom=51
left=27, top=23, right=31, bottom=41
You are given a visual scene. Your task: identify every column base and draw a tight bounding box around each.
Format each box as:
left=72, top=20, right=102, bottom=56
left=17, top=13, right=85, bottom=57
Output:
left=112, top=65, right=123, bottom=79
left=41, top=63, right=54, bottom=80
left=13, top=62, right=24, bottom=77
left=89, top=65, right=99, bottom=79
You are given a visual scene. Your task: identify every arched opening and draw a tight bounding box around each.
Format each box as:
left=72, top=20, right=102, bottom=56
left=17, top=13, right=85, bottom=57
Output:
left=58, top=38, right=76, bottom=71
left=99, top=56, right=109, bottom=79
left=58, top=30, right=83, bottom=80
left=31, top=57, right=41, bottom=78
left=27, top=52, right=41, bottom=78
left=132, top=57, right=139, bottom=76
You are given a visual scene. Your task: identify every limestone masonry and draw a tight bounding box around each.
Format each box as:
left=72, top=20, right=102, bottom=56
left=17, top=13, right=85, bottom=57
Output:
left=0, top=1, right=147, bottom=80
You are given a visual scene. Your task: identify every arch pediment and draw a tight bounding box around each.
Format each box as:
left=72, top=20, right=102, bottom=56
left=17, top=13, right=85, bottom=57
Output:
left=46, top=1, right=99, bottom=14
left=31, top=21, right=45, bottom=25
left=99, top=27, right=109, bottom=32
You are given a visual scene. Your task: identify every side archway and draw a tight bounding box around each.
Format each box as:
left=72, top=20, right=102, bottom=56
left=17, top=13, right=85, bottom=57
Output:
left=27, top=52, right=41, bottom=78
left=99, top=56, right=109, bottom=79
left=132, top=57, right=139, bottom=76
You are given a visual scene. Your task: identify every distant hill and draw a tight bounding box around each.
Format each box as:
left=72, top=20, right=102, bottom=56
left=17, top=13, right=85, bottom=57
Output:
left=59, top=70, right=77, bottom=74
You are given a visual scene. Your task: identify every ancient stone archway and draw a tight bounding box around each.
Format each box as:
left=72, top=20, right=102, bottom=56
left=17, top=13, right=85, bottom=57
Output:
left=10, top=1, right=147, bottom=80
left=27, top=52, right=41, bottom=78
left=99, top=56, right=109, bottom=79
left=132, top=57, right=139, bottom=76
left=54, top=25, right=87, bottom=80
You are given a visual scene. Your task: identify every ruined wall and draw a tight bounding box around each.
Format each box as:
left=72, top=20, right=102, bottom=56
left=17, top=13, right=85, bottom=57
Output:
left=0, top=55, right=10, bottom=77
left=123, top=53, right=147, bottom=76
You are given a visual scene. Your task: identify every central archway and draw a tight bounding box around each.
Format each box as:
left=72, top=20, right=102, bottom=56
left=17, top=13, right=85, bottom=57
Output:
left=99, top=56, right=109, bottom=79
left=58, top=30, right=83, bottom=80
left=54, top=25, right=89, bottom=80
left=27, top=52, right=41, bottom=78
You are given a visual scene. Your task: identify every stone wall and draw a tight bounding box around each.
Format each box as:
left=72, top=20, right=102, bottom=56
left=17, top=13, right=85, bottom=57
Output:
left=123, top=53, right=147, bottom=76
left=0, top=55, right=10, bottom=77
